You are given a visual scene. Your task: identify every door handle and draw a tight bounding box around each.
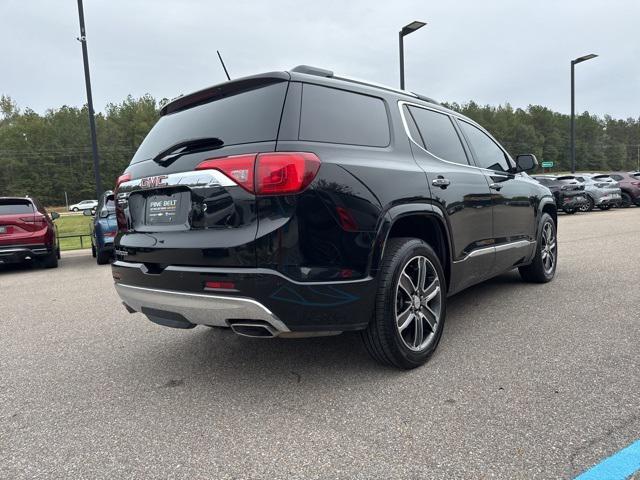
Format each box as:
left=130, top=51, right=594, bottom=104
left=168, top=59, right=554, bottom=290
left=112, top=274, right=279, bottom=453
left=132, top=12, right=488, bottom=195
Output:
left=432, top=177, right=451, bottom=189
left=489, top=183, right=503, bottom=191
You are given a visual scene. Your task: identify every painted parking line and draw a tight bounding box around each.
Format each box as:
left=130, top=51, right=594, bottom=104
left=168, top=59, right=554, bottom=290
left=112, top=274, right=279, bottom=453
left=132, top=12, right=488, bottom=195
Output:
left=575, top=439, right=640, bottom=480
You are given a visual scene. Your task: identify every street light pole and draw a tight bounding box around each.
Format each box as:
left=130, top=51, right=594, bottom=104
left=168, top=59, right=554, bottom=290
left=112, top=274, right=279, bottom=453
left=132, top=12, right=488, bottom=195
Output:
left=399, top=21, right=426, bottom=90
left=76, top=0, right=102, bottom=199
left=570, top=53, right=597, bottom=173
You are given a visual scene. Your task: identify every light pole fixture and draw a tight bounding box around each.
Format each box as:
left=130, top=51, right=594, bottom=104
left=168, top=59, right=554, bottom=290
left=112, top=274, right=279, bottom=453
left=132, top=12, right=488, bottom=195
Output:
left=399, top=21, right=426, bottom=90
left=570, top=53, right=597, bottom=173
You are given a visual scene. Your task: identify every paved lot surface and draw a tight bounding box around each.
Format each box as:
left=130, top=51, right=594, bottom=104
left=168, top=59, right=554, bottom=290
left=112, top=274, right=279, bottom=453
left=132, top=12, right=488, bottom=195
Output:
left=1, top=208, right=639, bottom=479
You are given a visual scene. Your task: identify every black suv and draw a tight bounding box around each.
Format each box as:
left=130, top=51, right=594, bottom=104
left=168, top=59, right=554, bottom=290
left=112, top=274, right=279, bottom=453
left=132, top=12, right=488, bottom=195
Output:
left=112, top=66, right=557, bottom=369
left=530, top=175, right=588, bottom=214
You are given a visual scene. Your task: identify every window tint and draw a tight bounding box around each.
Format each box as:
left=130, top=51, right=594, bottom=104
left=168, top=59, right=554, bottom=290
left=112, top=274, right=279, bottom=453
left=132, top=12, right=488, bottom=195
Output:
left=300, top=84, right=389, bottom=147
left=458, top=121, right=511, bottom=172
left=132, top=82, right=288, bottom=164
left=610, top=174, right=623, bottom=181
left=408, top=107, right=468, bottom=165
left=0, top=200, right=34, bottom=215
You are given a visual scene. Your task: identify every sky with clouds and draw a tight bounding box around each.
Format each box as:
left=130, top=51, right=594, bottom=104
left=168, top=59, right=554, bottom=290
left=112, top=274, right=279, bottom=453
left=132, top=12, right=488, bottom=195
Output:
left=2, top=0, right=638, bottom=118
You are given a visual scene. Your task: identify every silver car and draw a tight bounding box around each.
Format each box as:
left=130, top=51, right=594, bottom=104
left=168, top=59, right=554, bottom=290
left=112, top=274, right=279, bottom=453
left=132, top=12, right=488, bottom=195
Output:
left=571, top=174, right=622, bottom=211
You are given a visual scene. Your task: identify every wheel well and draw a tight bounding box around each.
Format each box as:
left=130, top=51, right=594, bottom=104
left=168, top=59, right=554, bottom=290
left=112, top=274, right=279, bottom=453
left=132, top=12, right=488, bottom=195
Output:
left=542, top=203, right=557, bottom=226
left=387, top=214, right=450, bottom=290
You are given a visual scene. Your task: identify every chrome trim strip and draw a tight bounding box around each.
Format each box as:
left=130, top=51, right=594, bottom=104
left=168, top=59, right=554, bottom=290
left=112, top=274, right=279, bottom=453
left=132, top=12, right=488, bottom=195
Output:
left=112, top=261, right=373, bottom=286
left=114, top=283, right=290, bottom=332
left=117, top=169, right=236, bottom=197
left=397, top=100, right=518, bottom=175
left=454, top=240, right=536, bottom=264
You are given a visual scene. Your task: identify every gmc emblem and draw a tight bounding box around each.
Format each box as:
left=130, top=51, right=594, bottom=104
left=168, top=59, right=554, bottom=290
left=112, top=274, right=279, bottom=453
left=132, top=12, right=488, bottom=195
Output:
left=140, top=175, right=168, bottom=189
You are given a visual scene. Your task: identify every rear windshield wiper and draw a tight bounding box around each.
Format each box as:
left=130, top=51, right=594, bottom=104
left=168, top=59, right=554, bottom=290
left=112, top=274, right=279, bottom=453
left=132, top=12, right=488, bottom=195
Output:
left=153, top=137, right=224, bottom=166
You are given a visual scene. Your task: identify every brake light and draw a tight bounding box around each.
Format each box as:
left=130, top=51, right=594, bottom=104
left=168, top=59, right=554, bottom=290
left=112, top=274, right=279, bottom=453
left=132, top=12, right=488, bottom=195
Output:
left=256, top=152, right=321, bottom=194
left=19, top=216, right=47, bottom=227
left=115, top=172, right=132, bottom=190
left=196, top=152, right=321, bottom=195
left=204, top=281, right=235, bottom=290
left=196, top=154, right=256, bottom=193
left=104, top=230, right=117, bottom=237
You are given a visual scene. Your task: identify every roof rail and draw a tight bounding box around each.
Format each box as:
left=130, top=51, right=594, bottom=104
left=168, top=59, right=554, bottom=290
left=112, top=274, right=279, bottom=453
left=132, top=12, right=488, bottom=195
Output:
left=290, top=65, right=440, bottom=105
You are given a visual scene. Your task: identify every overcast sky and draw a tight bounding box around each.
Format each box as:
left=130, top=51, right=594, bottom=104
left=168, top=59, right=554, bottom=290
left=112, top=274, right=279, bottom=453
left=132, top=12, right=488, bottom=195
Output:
left=2, top=0, right=639, bottom=119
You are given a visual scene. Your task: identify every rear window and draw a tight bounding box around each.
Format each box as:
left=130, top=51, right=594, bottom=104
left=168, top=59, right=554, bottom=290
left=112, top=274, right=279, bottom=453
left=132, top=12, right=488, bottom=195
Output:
left=299, top=84, right=390, bottom=147
left=0, top=200, right=34, bottom=215
left=131, top=82, right=288, bottom=164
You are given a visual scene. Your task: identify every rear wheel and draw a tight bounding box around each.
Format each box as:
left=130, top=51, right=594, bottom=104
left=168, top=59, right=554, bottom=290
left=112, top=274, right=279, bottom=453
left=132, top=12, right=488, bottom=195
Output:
left=563, top=208, right=576, bottom=214
left=620, top=192, right=632, bottom=208
left=519, top=213, right=556, bottom=283
left=579, top=196, right=594, bottom=212
left=362, top=238, right=446, bottom=369
left=40, top=250, right=59, bottom=269
left=72, top=207, right=79, bottom=212
left=91, top=243, right=96, bottom=258
left=598, top=204, right=611, bottom=211
left=96, top=246, right=111, bottom=265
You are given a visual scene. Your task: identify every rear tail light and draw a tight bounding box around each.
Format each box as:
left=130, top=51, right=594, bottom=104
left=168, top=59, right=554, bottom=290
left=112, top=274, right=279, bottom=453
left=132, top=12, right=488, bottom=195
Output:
left=196, top=152, right=321, bottom=195
left=115, top=172, right=132, bottom=190
left=19, top=216, right=47, bottom=227
left=204, top=281, right=236, bottom=290
left=196, top=154, right=256, bottom=193
left=104, top=231, right=117, bottom=237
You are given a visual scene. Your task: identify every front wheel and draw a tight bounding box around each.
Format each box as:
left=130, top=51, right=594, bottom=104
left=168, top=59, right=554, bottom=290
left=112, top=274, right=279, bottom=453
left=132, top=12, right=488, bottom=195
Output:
left=362, top=238, right=446, bottom=370
left=519, top=213, right=557, bottom=283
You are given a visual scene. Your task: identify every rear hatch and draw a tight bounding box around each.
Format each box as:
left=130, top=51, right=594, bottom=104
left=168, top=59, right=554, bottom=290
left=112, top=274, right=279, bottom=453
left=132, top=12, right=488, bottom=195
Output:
left=0, top=199, right=40, bottom=246
left=115, top=73, right=290, bottom=268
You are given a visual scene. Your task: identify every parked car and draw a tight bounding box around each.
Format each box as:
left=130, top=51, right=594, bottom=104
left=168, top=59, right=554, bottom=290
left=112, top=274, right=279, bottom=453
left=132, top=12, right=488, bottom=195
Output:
left=531, top=175, right=588, bottom=214
left=0, top=197, right=60, bottom=268
left=570, top=174, right=622, bottom=211
left=89, top=190, right=116, bottom=264
left=68, top=199, right=98, bottom=212
left=608, top=172, right=640, bottom=207
left=111, top=65, right=557, bottom=369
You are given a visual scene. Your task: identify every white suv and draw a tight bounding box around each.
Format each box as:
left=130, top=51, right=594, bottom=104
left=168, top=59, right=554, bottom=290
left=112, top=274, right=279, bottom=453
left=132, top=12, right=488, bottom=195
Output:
left=68, top=199, right=98, bottom=212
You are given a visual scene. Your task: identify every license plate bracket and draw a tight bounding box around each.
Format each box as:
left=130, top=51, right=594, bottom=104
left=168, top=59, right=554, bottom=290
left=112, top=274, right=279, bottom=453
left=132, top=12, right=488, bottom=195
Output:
left=145, top=193, right=181, bottom=225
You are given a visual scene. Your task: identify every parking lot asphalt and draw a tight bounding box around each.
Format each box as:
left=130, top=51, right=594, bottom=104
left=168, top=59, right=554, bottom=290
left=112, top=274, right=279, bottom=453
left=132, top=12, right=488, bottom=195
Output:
left=1, top=208, right=639, bottom=479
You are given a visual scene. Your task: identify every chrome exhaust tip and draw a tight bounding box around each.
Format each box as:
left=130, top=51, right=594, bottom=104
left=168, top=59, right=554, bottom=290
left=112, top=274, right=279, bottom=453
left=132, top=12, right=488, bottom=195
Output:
left=229, top=322, right=279, bottom=338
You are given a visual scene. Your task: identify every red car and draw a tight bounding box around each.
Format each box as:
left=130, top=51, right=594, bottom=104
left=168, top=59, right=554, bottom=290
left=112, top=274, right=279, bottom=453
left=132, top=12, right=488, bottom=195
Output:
left=609, top=172, right=640, bottom=207
left=0, top=197, right=60, bottom=268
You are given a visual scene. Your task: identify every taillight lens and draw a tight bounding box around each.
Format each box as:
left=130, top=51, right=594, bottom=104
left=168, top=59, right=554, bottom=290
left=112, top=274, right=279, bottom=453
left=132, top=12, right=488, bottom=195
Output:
left=196, top=154, right=256, bottom=193
left=196, top=152, right=321, bottom=195
left=19, top=216, right=47, bottom=227
left=115, top=172, right=132, bottom=190
left=104, top=230, right=117, bottom=237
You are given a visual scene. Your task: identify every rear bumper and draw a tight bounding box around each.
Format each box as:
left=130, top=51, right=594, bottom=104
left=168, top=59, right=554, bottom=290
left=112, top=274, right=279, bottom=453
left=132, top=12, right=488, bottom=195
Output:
left=560, top=194, right=588, bottom=209
left=594, top=192, right=621, bottom=205
left=111, top=261, right=375, bottom=333
left=0, top=244, right=51, bottom=263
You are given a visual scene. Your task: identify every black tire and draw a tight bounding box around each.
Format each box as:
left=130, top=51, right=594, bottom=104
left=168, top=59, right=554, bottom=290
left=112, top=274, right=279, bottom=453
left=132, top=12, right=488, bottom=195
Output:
left=620, top=192, right=632, bottom=208
left=362, top=238, right=447, bottom=370
left=563, top=208, right=576, bottom=214
left=519, top=213, right=557, bottom=283
left=40, top=250, right=59, bottom=269
left=72, top=207, right=79, bottom=212
left=91, top=243, right=96, bottom=258
left=96, top=246, right=111, bottom=265
left=56, top=246, right=61, bottom=259
left=579, top=196, right=594, bottom=212
left=598, top=204, right=611, bottom=211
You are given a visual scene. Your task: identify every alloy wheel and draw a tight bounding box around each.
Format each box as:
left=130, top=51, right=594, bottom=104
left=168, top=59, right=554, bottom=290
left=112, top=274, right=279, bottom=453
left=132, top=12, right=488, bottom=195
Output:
left=395, top=256, right=442, bottom=352
left=541, top=222, right=557, bottom=274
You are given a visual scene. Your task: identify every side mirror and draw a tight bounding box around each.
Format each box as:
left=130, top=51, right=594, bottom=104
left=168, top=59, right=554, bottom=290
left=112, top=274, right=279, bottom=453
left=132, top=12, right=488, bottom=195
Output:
left=515, top=154, right=538, bottom=172
left=50, top=211, right=60, bottom=220
left=82, top=209, right=94, bottom=217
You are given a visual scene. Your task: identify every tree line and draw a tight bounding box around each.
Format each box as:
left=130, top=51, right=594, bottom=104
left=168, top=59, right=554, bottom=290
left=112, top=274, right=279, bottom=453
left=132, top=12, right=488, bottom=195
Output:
left=0, top=93, right=638, bottom=206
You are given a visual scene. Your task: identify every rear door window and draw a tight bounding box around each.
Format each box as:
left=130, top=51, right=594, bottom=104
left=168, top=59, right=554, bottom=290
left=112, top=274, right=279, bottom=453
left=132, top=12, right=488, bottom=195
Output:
left=407, top=106, right=469, bottom=165
left=299, top=84, right=390, bottom=147
left=132, top=81, right=288, bottom=164
left=0, top=200, right=34, bottom=215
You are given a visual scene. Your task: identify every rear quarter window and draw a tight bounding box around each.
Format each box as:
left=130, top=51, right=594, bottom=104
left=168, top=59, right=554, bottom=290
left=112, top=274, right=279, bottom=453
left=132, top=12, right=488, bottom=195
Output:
left=299, top=84, right=390, bottom=147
